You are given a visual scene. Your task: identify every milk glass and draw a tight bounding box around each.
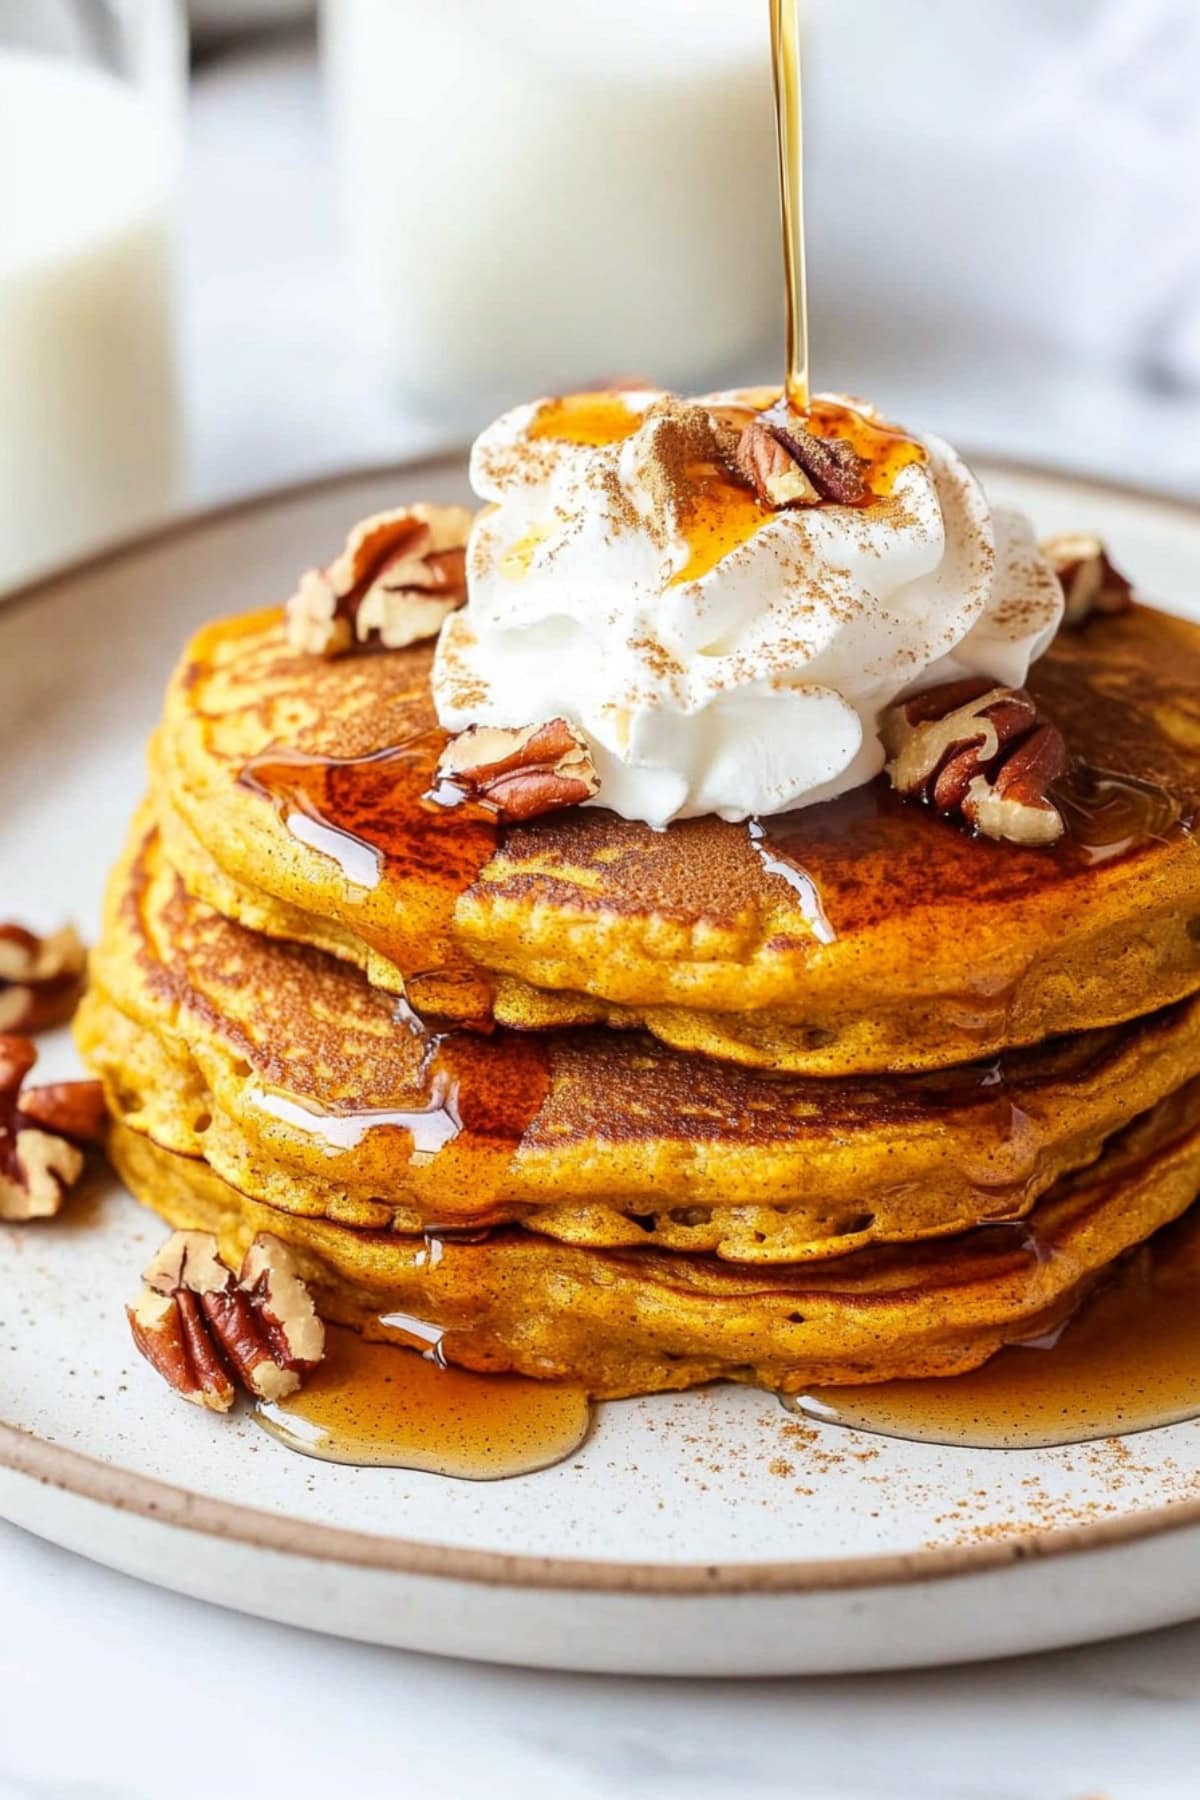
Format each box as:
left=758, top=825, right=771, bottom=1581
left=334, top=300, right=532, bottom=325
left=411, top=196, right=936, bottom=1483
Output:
left=323, top=0, right=780, bottom=422
left=0, top=1, right=186, bottom=590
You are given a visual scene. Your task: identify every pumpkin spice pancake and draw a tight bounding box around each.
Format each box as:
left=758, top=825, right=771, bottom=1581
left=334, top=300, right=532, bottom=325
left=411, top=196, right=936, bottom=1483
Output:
left=75, top=386, right=1200, bottom=1423
left=155, top=595, right=1200, bottom=1075
left=102, top=1076, right=1200, bottom=1398
left=81, top=813, right=1200, bottom=1267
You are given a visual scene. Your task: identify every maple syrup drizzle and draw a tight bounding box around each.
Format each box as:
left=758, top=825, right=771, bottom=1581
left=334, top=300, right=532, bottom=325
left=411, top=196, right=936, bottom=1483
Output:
left=744, top=750, right=1187, bottom=970
left=665, top=393, right=928, bottom=589
left=257, top=1324, right=591, bottom=1479
left=670, top=477, right=776, bottom=586
left=747, top=817, right=836, bottom=943
left=1054, top=762, right=1186, bottom=866
left=790, top=1205, right=1200, bottom=1448
left=239, top=736, right=499, bottom=1020
left=247, top=996, right=551, bottom=1220
left=250, top=1084, right=463, bottom=1160
left=527, top=392, right=643, bottom=447
left=799, top=397, right=928, bottom=495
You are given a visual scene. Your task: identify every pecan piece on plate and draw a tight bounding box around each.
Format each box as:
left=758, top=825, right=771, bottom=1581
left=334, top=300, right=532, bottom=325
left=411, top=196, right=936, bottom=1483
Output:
left=286, top=503, right=473, bottom=657
left=882, top=677, right=1068, bottom=847
left=1041, top=532, right=1134, bottom=626
left=0, top=1033, right=106, bottom=1222
left=0, top=923, right=86, bottom=1034
left=434, top=718, right=600, bottom=822
left=736, top=417, right=869, bottom=509
left=128, top=1230, right=325, bottom=1412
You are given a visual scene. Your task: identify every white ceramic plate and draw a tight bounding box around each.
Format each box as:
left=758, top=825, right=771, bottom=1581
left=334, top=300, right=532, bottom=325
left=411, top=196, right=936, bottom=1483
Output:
left=3, top=457, right=1200, bottom=1677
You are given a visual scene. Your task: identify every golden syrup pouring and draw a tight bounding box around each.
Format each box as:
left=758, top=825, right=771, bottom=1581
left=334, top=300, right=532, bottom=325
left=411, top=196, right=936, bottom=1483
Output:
left=258, top=1324, right=591, bottom=1479
left=792, top=1207, right=1200, bottom=1449
left=770, top=0, right=809, bottom=410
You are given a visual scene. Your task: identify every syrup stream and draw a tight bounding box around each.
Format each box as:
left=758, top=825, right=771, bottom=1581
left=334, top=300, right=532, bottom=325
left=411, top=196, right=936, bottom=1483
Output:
left=770, top=0, right=809, bottom=411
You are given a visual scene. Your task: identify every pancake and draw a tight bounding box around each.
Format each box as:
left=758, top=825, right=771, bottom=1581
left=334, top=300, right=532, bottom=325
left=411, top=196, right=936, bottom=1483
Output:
left=80, top=810, right=1200, bottom=1263
left=155, top=598, right=1200, bottom=1074
left=106, top=1080, right=1200, bottom=1396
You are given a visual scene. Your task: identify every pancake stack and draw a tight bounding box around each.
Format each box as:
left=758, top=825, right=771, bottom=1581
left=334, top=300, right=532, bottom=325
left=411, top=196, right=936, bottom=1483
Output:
left=78, top=545, right=1200, bottom=1398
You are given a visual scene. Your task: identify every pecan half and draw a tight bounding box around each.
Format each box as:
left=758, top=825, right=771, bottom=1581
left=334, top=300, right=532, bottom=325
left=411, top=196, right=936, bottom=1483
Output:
left=286, top=503, right=473, bottom=657
left=128, top=1230, right=325, bottom=1412
left=0, top=924, right=86, bottom=1034
left=882, top=677, right=1068, bottom=847
left=434, top=719, right=600, bottom=822
left=736, top=417, right=868, bottom=509
left=1041, top=532, right=1134, bottom=626
left=734, top=420, right=819, bottom=508
left=0, top=1033, right=105, bottom=1221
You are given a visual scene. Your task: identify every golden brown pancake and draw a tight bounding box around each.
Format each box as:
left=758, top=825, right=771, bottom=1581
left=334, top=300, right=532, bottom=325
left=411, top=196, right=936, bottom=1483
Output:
left=155, top=600, right=1200, bottom=1074
left=106, top=1082, right=1200, bottom=1397
left=79, top=810, right=1200, bottom=1264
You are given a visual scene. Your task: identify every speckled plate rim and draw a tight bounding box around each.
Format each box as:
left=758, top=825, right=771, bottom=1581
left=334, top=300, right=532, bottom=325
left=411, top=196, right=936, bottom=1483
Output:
left=3, top=449, right=1200, bottom=1603
left=7, top=1414, right=1200, bottom=1595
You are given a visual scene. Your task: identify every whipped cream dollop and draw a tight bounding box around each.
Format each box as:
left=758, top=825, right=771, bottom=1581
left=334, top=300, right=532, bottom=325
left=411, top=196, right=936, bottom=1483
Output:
left=432, top=390, right=1064, bottom=828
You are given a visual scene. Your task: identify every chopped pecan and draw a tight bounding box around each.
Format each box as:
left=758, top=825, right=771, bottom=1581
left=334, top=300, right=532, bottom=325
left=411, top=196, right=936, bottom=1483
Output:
left=434, top=719, right=600, bottom=822
left=286, top=503, right=473, bottom=657
left=1041, top=532, right=1134, bottom=626
left=128, top=1230, right=325, bottom=1412
left=0, top=1033, right=105, bottom=1221
left=736, top=416, right=868, bottom=509
left=17, top=1080, right=107, bottom=1143
left=0, top=923, right=86, bottom=1034
left=735, top=420, right=819, bottom=508
left=882, top=677, right=1068, bottom=847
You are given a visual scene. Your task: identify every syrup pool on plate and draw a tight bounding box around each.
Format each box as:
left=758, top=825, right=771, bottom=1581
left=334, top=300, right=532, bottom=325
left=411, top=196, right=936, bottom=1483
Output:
left=257, top=1325, right=591, bottom=1479
left=791, top=1206, right=1200, bottom=1449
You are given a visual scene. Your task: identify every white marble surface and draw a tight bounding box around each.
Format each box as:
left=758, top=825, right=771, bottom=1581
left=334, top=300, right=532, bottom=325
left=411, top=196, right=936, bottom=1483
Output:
left=6, top=29, right=1200, bottom=1799
left=5, top=1517, right=1200, bottom=1800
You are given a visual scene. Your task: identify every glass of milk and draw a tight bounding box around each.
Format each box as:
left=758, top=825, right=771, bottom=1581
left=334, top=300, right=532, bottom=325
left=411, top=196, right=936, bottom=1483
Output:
left=0, top=3, right=186, bottom=591
left=322, top=0, right=780, bottom=423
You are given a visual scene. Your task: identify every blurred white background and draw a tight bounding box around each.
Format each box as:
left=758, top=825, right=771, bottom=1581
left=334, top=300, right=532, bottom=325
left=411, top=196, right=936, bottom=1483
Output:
left=181, top=0, right=1200, bottom=507
left=3, top=0, right=1198, bottom=586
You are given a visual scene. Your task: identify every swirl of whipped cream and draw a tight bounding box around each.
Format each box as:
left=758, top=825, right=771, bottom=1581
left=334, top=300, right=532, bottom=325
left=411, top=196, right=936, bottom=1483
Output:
left=432, top=390, right=1064, bottom=828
